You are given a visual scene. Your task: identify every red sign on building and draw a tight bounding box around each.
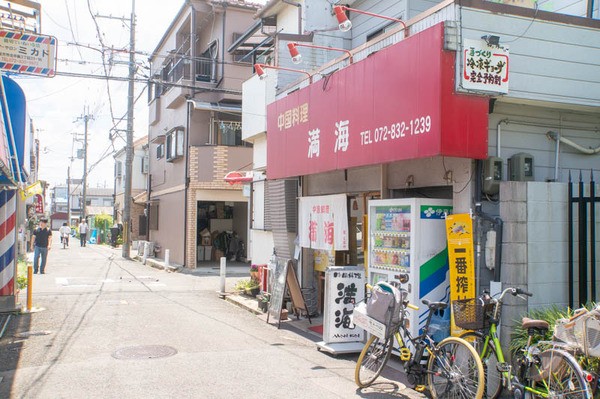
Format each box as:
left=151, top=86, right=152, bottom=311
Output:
left=34, top=193, right=44, bottom=214
left=267, top=22, right=489, bottom=179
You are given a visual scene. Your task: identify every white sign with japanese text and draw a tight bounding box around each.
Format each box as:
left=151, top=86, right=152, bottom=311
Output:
left=0, top=30, right=57, bottom=77
left=299, top=194, right=348, bottom=250
left=462, top=38, right=509, bottom=94
left=323, top=267, right=365, bottom=344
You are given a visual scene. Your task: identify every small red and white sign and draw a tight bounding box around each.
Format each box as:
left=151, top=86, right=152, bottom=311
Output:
left=0, top=30, right=57, bottom=77
left=34, top=193, right=44, bottom=214
left=462, top=38, right=509, bottom=94
left=299, top=194, right=348, bottom=251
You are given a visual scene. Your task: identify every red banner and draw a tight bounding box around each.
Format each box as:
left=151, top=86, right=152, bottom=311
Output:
left=267, top=23, right=489, bottom=179
left=34, top=193, right=44, bottom=214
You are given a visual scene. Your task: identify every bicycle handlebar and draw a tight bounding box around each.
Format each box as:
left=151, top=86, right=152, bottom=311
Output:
left=497, top=287, right=533, bottom=302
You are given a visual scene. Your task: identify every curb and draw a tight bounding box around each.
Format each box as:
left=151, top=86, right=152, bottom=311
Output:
left=132, top=255, right=182, bottom=273
left=224, top=295, right=262, bottom=315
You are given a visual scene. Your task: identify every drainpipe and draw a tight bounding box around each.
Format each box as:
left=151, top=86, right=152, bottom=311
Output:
left=553, top=132, right=560, bottom=182
left=184, top=99, right=192, bottom=268
left=496, top=119, right=508, bottom=158
left=282, top=0, right=302, bottom=34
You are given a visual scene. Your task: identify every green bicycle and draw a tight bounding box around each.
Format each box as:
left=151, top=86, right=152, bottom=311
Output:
left=456, top=287, right=592, bottom=399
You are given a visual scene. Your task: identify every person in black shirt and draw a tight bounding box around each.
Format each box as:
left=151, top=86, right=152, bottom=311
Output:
left=31, top=218, right=52, bottom=274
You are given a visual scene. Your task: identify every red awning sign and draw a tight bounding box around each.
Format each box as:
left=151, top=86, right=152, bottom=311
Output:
left=266, top=22, right=489, bottom=180
left=224, top=171, right=253, bottom=185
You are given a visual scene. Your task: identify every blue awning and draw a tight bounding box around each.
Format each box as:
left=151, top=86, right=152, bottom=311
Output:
left=0, top=75, right=29, bottom=186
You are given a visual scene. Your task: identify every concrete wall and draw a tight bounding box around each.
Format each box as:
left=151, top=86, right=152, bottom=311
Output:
left=151, top=190, right=186, bottom=266
left=499, top=180, right=600, bottom=353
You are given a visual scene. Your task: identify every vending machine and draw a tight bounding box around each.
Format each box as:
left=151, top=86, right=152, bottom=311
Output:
left=367, top=198, right=452, bottom=338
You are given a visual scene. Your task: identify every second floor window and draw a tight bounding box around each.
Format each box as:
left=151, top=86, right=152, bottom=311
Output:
left=166, top=127, right=184, bottom=161
left=212, top=120, right=251, bottom=147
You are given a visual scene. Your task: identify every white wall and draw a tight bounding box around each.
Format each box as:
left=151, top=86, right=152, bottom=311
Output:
left=489, top=102, right=600, bottom=183
left=460, top=7, right=600, bottom=108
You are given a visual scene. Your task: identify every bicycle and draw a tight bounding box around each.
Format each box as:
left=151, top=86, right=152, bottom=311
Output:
left=354, top=273, right=485, bottom=399
left=61, top=234, right=69, bottom=249
left=457, top=287, right=592, bottom=399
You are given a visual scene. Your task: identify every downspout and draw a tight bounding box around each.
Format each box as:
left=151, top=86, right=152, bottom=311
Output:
left=496, top=119, right=508, bottom=158
left=184, top=99, right=191, bottom=268
left=281, top=0, right=302, bottom=34
left=553, top=132, right=560, bottom=182
left=547, top=130, right=600, bottom=155
left=218, top=5, right=226, bottom=88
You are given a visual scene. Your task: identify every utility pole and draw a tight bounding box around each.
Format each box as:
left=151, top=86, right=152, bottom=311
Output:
left=67, top=166, right=71, bottom=226
left=122, top=0, right=136, bottom=258
left=95, top=0, right=136, bottom=258
left=77, top=108, right=93, bottom=221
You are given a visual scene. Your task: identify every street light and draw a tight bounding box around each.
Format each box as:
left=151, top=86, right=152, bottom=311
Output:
left=287, top=42, right=353, bottom=64
left=254, top=63, right=313, bottom=83
left=333, top=5, right=408, bottom=37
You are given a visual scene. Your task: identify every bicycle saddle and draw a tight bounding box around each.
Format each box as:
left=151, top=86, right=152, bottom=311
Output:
left=521, top=317, right=549, bottom=330
left=422, top=299, right=448, bottom=310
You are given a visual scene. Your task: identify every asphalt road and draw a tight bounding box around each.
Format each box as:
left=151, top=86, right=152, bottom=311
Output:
left=0, top=235, right=425, bottom=399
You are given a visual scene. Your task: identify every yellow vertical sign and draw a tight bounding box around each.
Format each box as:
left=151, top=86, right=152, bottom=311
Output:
left=446, top=214, right=476, bottom=336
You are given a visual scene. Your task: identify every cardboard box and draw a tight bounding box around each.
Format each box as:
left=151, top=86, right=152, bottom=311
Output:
left=214, top=249, right=224, bottom=261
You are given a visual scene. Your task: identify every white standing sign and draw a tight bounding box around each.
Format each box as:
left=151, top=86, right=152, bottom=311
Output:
left=462, top=38, right=509, bottom=94
left=323, top=266, right=365, bottom=344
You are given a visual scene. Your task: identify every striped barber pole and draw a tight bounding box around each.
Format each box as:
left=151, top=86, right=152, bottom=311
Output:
left=0, top=190, right=16, bottom=296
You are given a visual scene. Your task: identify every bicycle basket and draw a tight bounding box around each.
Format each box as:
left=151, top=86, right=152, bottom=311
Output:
left=366, top=282, right=404, bottom=328
left=451, top=297, right=493, bottom=330
left=554, top=316, right=586, bottom=351
left=585, top=315, right=600, bottom=357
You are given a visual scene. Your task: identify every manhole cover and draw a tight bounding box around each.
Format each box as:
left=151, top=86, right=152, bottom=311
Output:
left=112, top=345, right=177, bottom=360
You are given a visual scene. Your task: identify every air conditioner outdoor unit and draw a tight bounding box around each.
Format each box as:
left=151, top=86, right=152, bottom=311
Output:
left=142, top=155, right=149, bottom=174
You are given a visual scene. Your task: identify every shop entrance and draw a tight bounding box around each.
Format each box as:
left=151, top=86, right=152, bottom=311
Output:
left=196, top=201, right=248, bottom=265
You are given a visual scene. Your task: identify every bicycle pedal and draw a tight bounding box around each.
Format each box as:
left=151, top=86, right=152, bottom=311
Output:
left=399, top=347, right=411, bottom=361
left=496, top=362, right=511, bottom=373
left=414, top=385, right=426, bottom=392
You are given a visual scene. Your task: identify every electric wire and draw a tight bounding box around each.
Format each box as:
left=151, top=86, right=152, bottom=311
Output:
left=64, top=0, right=84, bottom=60
left=87, top=0, right=118, bottom=126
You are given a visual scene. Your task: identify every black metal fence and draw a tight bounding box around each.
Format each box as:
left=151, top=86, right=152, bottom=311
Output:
left=568, top=170, right=598, bottom=308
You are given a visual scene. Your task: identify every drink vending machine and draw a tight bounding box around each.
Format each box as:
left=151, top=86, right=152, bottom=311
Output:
left=367, top=198, right=452, bottom=339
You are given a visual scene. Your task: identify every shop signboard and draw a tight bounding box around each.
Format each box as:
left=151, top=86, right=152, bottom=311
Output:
left=0, top=30, right=57, bottom=77
left=322, top=266, right=365, bottom=345
left=461, top=38, right=509, bottom=94
left=445, top=213, right=476, bottom=335
left=266, top=22, right=489, bottom=180
left=298, top=194, right=348, bottom=251
left=33, top=193, right=43, bottom=214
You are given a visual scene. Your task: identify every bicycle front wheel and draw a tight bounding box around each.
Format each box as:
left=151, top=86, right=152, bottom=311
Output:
left=461, top=331, right=502, bottom=399
left=531, top=348, right=591, bottom=399
left=355, top=334, right=393, bottom=388
left=427, top=336, right=485, bottom=399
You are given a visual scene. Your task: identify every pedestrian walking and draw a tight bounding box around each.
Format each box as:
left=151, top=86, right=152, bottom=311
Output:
left=78, top=218, right=89, bottom=247
left=30, top=218, right=52, bottom=274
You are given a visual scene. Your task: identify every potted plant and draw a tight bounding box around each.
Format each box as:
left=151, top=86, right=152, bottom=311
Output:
left=234, top=279, right=260, bottom=297
left=257, top=293, right=270, bottom=312
left=250, top=264, right=259, bottom=282
left=245, top=280, right=260, bottom=297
